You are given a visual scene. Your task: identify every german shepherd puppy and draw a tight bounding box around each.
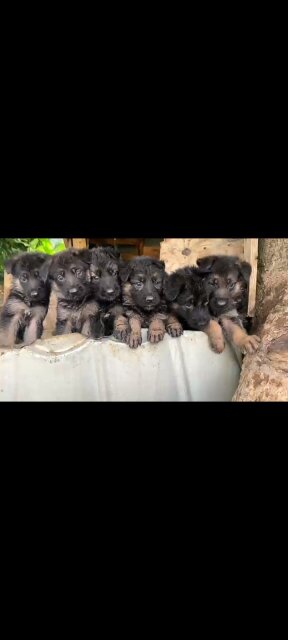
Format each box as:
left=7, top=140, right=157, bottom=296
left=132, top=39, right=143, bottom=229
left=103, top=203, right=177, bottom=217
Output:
left=89, top=246, right=128, bottom=340
left=48, top=248, right=99, bottom=338
left=120, top=257, right=182, bottom=348
left=196, top=255, right=261, bottom=354
left=163, top=266, right=226, bottom=353
left=0, top=252, right=51, bottom=348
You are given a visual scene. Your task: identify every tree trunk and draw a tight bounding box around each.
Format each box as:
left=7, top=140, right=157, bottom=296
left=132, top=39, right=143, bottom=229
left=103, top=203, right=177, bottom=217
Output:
left=233, top=239, right=288, bottom=401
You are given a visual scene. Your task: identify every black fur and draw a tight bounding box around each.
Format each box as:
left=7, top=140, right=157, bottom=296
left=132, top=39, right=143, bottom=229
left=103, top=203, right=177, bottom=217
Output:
left=89, top=246, right=127, bottom=339
left=120, top=257, right=169, bottom=347
left=48, top=248, right=99, bottom=338
left=163, top=266, right=211, bottom=330
left=196, top=255, right=251, bottom=326
left=0, top=252, right=51, bottom=347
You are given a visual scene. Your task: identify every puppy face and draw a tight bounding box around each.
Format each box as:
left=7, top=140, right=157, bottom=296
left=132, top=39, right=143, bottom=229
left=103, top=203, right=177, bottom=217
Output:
left=5, top=252, right=51, bottom=303
left=90, top=247, right=121, bottom=303
left=120, top=257, right=165, bottom=311
left=164, top=267, right=202, bottom=308
left=49, top=249, right=92, bottom=302
left=164, top=267, right=210, bottom=328
left=196, top=255, right=251, bottom=316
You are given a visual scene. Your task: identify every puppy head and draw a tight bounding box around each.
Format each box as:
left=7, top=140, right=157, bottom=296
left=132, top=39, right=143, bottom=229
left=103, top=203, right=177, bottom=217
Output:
left=89, top=246, right=122, bottom=303
left=5, top=252, right=51, bottom=302
left=196, top=255, right=251, bottom=315
left=48, top=249, right=92, bottom=301
left=164, top=267, right=201, bottom=307
left=120, top=257, right=166, bottom=311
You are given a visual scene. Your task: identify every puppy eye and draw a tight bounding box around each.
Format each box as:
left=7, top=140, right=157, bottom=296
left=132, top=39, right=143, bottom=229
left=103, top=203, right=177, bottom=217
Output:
left=20, top=273, right=28, bottom=282
left=76, top=269, right=83, bottom=277
left=134, top=282, right=143, bottom=289
left=185, top=304, right=193, bottom=309
left=57, top=271, right=65, bottom=281
left=34, top=270, right=39, bottom=278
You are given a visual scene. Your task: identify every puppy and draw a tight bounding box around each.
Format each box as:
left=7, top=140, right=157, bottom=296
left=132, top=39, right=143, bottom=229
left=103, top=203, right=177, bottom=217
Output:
left=89, top=246, right=128, bottom=340
left=0, top=252, right=51, bottom=348
left=163, top=266, right=226, bottom=353
left=120, top=257, right=182, bottom=348
left=48, top=248, right=99, bottom=338
left=196, top=255, right=260, bottom=354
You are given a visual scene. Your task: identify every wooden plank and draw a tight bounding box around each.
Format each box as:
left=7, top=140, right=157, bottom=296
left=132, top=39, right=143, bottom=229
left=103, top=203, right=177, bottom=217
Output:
left=4, top=271, right=12, bottom=303
left=244, top=238, right=258, bottom=317
left=64, top=239, right=72, bottom=248
left=71, top=238, right=88, bottom=249
left=160, top=238, right=244, bottom=273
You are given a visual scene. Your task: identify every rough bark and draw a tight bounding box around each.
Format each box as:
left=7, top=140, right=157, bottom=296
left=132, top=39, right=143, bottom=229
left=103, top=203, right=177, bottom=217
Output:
left=233, top=239, right=288, bottom=401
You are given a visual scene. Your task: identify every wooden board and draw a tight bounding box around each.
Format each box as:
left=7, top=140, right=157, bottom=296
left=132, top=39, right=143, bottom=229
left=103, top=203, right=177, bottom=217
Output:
left=71, top=238, right=88, bottom=249
left=244, top=238, right=258, bottom=316
left=160, top=238, right=244, bottom=272
left=4, top=272, right=12, bottom=303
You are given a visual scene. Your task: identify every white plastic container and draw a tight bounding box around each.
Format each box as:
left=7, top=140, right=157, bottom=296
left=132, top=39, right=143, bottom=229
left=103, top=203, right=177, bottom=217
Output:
left=0, top=330, right=241, bottom=402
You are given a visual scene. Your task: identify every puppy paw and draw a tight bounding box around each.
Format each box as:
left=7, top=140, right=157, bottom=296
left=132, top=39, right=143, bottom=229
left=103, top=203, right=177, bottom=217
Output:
left=113, top=326, right=129, bottom=342
left=167, top=322, right=183, bottom=338
left=0, top=334, right=15, bottom=348
left=148, top=328, right=165, bottom=344
left=241, top=334, right=261, bottom=355
left=127, top=332, right=142, bottom=348
left=23, top=336, right=37, bottom=347
left=209, top=335, right=225, bottom=353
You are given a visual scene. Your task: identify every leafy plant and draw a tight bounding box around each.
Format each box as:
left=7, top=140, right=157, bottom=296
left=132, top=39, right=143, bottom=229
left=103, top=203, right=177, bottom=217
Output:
left=0, top=238, right=65, bottom=276
left=27, top=238, right=65, bottom=255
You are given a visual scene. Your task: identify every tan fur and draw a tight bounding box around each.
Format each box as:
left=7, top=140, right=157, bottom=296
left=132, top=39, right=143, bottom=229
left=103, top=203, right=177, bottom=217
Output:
left=166, top=313, right=183, bottom=338
left=220, top=316, right=260, bottom=354
left=203, top=319, right=225, bottom=353
left=127, top=314, right=142, bottom=348
left=148, top=317, right=166, bottom=343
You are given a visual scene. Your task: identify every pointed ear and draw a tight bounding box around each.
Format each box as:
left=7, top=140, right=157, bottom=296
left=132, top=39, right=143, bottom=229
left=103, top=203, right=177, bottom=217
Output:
left=239, top=260, right=252, bottom=283
left=119, top=261, right=133, bottom=283
left=196, top=256, right=217, bottom=272
left=105, top=246, right=121, bottom=260
left=71, top=249, right=92, bottom=264
left=39, top=256, right=53, bottom=282
left=163, top=272, right=184, bottom=301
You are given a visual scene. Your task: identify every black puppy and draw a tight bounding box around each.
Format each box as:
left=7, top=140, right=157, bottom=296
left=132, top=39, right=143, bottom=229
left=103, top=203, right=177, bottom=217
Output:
left=48, top=248, right=99, bottom=338
left=120, top=256, right=182, bottom=348
left=0, top=252, right=51, bottom=348
left=196, top=255, right=261, bottom=354
left=163, top=266, right=226, bottom=353
left=89, top=246, right=128, bottom=340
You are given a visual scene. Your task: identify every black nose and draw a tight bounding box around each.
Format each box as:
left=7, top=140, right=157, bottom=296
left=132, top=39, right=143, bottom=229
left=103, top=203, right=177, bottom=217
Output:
left=146, top=296, right=154, bottom=302
left=69, top=287, right=78, bottom=294
left=216, top=299, right=228, bottom=306
left=106, top=288, right=114, bottom=294
left=30, top=290, right=38, bottom=297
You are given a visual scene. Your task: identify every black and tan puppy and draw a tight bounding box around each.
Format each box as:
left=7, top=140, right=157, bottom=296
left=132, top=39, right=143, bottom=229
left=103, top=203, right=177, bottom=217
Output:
left=120, top=256, right=182, bottom=348
left=196, top=255, right=260, bottom=354
left=89, top=246, right=128, bottom=340
left=48, top=248, right=98, bottom=338
left=163, top=266, right=226, bottom=353
left=0, top=252, right=51, bottom=348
